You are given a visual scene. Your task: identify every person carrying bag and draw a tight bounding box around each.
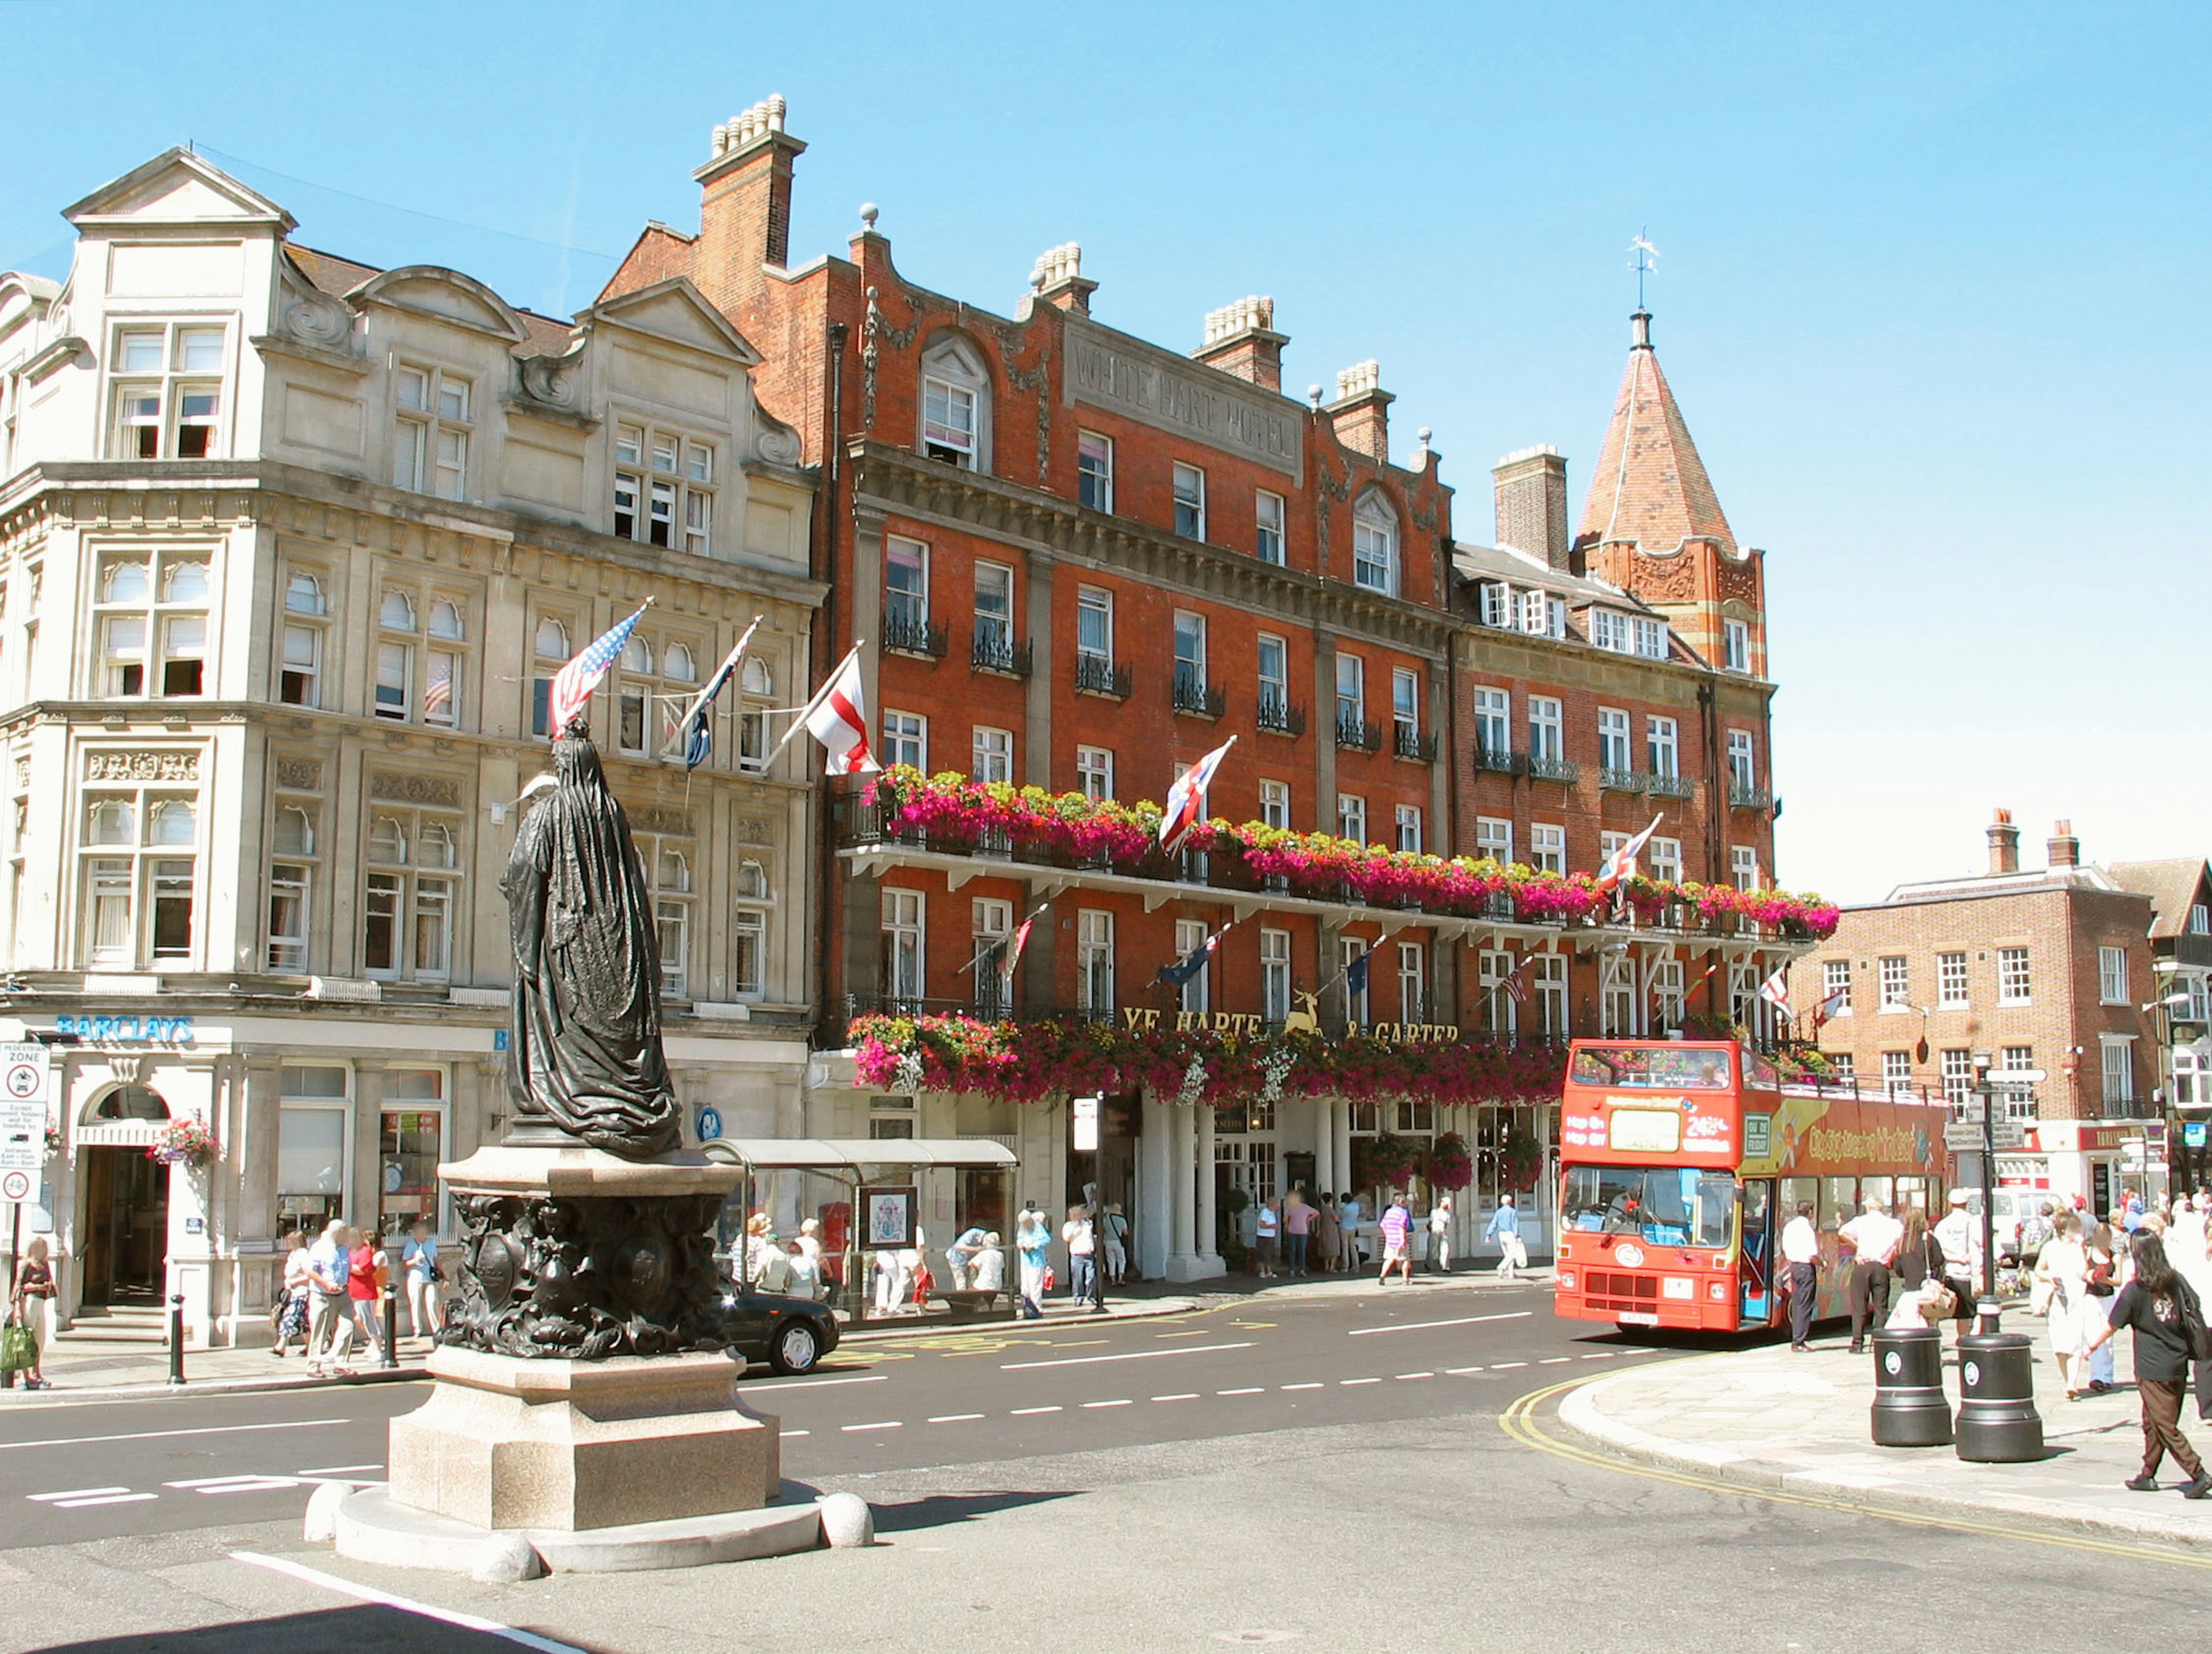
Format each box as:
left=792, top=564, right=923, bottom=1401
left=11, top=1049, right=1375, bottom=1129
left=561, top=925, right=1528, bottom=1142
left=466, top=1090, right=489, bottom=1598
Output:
left=7, top=1236, right=55, bottom=1390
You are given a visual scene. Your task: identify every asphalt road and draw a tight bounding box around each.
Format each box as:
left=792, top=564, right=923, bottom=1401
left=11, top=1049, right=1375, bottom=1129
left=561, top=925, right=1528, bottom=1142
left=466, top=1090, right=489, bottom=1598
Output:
left=6, top=1285, right=2210, bottom=1653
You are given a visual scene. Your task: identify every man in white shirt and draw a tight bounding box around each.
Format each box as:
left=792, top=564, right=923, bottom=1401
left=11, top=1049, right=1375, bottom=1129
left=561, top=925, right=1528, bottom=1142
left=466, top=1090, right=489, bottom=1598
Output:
left=1933, top=1190, right=1983, bottom=1337
left=1780, top=1203, right=1821, bottom=1350
left=1838, top=1197, right=1905, bottom=1353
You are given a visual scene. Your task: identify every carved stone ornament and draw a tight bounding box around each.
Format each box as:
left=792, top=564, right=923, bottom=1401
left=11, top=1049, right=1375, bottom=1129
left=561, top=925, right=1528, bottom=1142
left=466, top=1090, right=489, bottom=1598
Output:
left=85, top=750, right=199, bottom=782
left=517, top=343, right=585, bottom=408
left=1003, top=351, right=1052, bottom=483
left=439, top=1190, right=729, bottom=1359
left=754, top=407, right=803, bottom=467
left=12, top=755, right=27, bottom=790
left=1631, top=551, right=1698, bottom=602
left=281, top=286, right=355, bottom=351
left=1716, top=557, right=1762, bottom=604
left=632, top=805, right=694, bottom=838
left=732, top=816, right=774, bottom=846
left=369, top=771, right=463, bottom=807
left=274, top=757, right=323, bottom=790
left=861, top=284, right=922, bottom=431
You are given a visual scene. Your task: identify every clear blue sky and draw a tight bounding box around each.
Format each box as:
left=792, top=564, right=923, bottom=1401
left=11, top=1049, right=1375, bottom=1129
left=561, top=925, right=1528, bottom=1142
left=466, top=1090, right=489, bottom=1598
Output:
left=10, top=2, right=2207, bottom=902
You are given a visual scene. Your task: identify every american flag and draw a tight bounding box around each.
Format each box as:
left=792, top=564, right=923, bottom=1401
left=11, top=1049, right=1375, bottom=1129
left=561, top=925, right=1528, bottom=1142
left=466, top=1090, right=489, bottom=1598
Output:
left=547, top=604, right=649, bottom=736
left=423, top=669, right=453, bottom=720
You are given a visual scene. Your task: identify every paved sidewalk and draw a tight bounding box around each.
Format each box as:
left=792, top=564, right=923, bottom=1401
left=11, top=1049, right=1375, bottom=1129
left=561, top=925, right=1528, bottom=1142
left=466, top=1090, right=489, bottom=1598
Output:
left=1560, top=1315, right=2212, bottom=1550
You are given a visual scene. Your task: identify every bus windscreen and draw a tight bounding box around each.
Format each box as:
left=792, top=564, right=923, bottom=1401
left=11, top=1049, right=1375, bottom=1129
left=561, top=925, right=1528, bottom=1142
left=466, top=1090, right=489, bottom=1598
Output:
left=1567, top=1045, right=1734, bottom=1091
left=1563, top=1164, right=1735, bottom=1247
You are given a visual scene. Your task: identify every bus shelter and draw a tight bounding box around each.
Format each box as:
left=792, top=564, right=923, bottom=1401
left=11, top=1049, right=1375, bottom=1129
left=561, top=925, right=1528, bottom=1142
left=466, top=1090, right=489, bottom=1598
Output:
left=700, top=1137, right=1020, bottom=1323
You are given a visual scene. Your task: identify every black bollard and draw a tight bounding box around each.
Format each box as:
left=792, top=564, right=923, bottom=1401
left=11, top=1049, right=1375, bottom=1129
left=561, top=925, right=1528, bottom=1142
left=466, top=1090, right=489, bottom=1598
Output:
left=166, top=1293, right=185, bottom=1387
left=1870, top=1325, right=1952, bottom=1446
left=381, top=1274, right=399, bottom=1369
left=1955, top=1331, right=2044, bottom=1462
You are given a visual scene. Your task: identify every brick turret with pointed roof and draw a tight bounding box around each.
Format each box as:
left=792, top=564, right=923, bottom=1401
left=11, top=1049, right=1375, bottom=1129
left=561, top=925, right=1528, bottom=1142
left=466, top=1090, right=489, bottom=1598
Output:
left=1575, top=309, right=1766, bottom=676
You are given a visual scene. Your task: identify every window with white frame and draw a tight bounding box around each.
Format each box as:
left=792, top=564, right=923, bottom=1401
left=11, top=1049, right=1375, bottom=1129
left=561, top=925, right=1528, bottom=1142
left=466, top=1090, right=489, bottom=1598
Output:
left=393, top=364, right=471, bottom=501
left=1997, top=946, right=2031, bottom=1005
left=362, top=808, right=461, bottom=983
left=1938, top=951, right=1968, bottom=1008
left=109, top=321, right=226, bottom=460
left=1335, top=652, right=1364, bottom=728
left=1590, top=608, right=1629, bottom=652
left=1342, top=936, right=1371, bottom=1027
left=636, top=833, right=694, bottom=997
left=1255, top=490, right=1285, bottom=565
left=884, top=537, right=929, bottom=635
left=93, top=549, right=210, bottom=698
left=1077, top=744, right=1113, bottom=801
left=733, top=857, right=771, bottom=1000
left=1392, top=667, right=1421, bottom=746
left=971, top=726, right=1014, bottom=785
left=1078, top=909, right=1115, bottom=1014
left=1478, top=582, right=1511, bottom=628
left=1730, top=845, right=1760, bottom=891
left=1633, top=617, right=1668, bottom=660
left=1533, top=953, right=1567, bottom=1035
left=530, top=613, right=574, bottom=738
left=1257, top=633, right=1290, bottom=728
left=882, top=710, right=926, bottom=773
left=1646, top=716, right=1679, bottom=779
left=920, top=334, right=988, bottom=468
left=1476, top=816, right=1512, bottom=864
left=277, top=1065, right=350, bottom=1229
left=881, top=887, right=925, bottom=1004
left=736, top=656, right=775, bottom=771
left=1883, top=1050, right=1913, bottom=1098
left=1878, top=955, right=1910, bottom=1010
left=1338, top=793, right=1367, bottom=845
left=1726, top=729, right=1756, bottom=793
left=974, top=561, right=1015, bottom=667
left=1076, top=585, right=1112, bottom=665
left=1723, top=617, right=1750, bottom=673
left=1823, top=957, right=1853, bottom=1016
left=1260, top=928, right=1291, bottom=1024
left=1479, top=949, right=1515, bottom=1033
left=2194, top=903, right=2211, bottom=936
left=616, top=631, right=700, bottom=758
left=267, top=789, right=320, bottom=972
left=1647, top=836, right=1682, bottom=884
left=1518, top=589, right=1560, bottom=637
left=972, top=898, right=1013, bottom=1017
left=1652, top=959, right=1685, bottom=1031
left=1397, top=942, right=1426, bottom=1023
left=278, top=567, right=327, bottom=707
left=2177, top=1047, right=2209, bottom=1107
left=1597, top=708, right=1632, bottom=774
left=2101, top=1037, right=2135, bottom=1104
left=80, top=790, right=196, bottom=968
left=374, top=585, right=468, bottom=729
left=612, top=422, right=714, bottom=553
left=1172, top=462, right=1206, bottom=539
left=1941, top=1048, right=1973, bottom=1107
left=1527, top=696, right=1562, bottom=763
left=1531, top=823, right=1565, bottom=874
left=1259, top=778, right=1290, bottom=830
left=1353, top=490, right=1399, bottom=596
left=1173, top=611, right=1207, bottom=699
left=1999, top=1045, right=2034, bottom=1077
left=1599, top=830, right=1628, bottom=872
left=1472, top=686, right=1510, bottom=763
left=1395, top=804, right=1423, bottom=854
left=1176, top=917, right=1210, bottom=1015
left=1600, top=952, right=1636, bottom=1036
left=2099, top=945, right=2128, bottom=1004
left=1828, top=1051, right=1856, bottom=1085
left=2187, top=972, right=2211, bottom=1024
left=1077, top=431, right=1113, bottom=511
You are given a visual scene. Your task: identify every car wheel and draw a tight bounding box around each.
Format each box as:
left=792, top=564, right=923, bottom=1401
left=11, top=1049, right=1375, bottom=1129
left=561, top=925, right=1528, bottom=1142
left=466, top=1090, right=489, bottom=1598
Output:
left=769, top=1318, right=821, bottom=1376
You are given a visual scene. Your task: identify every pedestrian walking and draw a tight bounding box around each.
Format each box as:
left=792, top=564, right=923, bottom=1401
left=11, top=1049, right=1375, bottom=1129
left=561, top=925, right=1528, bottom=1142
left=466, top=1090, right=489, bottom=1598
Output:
left=2085, top=1233, right=2212, bottom=1497
left=347, top=1228, right=387, bottom=1356
left=1063, top=1204, right=1097, bottom=1301
left=1340, top=1193, right=1366, bottom=1270
left=785, top=1238, right=823, bottom=1301
left=304, top=1220, right=355, bottom=1377
left=1429, top=1193, right=1453, bottom=1275
left=1104, top=1205, right=1130, bottom=1285
left=1933, top=1189, right=1983, bottom=1340
left=1016, top=1203, right=1051, bottom=1319
left=1315, top=1194, right=1342, bottom=1275
left=2035, top=1207, right=2094, bottom=1400
left=2083, top=1212, right=2122, bottom=1393
left=1377, top=1193, right=1413, bottom=1286
left=402, top=1220, right=440, bottom=1347
left=1885, top=1210, right=1953, bottom=1327
left=1838, top=1195, right=1903, bottom=1354
left=1252, top=1197, right=1280, bottom=1279
left=1781, top=1201, right=1821, bottom=1350
left=2165, top=1199, right=2212, bottom=1420
left=271, top=1229, right=312, bottom=1357
left=1282, top=1190, right=1315, bottom=1276
left=1484, top=1194, right=1527, bottom=1281
left=7, top=1235, right=54, bottom=1390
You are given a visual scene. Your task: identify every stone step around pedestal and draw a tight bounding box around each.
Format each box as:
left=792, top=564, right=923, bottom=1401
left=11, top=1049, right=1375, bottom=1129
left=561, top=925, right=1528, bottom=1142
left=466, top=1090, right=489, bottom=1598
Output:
left=334, top=1485, right=825, bottom=1574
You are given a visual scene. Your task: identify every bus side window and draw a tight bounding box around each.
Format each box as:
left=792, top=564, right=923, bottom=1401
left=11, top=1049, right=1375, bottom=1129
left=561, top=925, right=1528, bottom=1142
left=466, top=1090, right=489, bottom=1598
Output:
left=1821, top=1176, right=1858, bottom=1231
left=1862, top=1175, right=1894, bottom=1210
left=1781, top=1176, right=1818, bottom=1224
left=1895, top=1175, right=1927, bottom=1217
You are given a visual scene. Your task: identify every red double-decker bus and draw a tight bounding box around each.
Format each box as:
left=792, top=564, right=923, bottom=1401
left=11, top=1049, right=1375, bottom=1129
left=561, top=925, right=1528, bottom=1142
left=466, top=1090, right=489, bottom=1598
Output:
left=1552, top=1039, right=1950, bottom=1334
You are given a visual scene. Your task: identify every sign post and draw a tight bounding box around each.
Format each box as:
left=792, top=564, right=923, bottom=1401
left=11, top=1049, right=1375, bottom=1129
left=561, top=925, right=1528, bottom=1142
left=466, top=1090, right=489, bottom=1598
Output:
left=0, top=1042, right=51, bottom=1314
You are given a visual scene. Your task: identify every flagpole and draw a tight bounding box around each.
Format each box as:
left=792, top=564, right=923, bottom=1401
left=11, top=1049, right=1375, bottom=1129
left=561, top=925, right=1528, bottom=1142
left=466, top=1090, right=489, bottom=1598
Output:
left=673, top=614, right=764, bottom=733
left=770, top=639, right=866, bottom=760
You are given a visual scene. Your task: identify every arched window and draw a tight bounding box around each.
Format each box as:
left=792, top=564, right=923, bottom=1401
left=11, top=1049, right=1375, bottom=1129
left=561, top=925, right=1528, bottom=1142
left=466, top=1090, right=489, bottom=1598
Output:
left=417, top=822, right=456, bottom=870
left=164, top=561, right=210, bottom=603
left=918, top=332, right=991, bottom=472
left=1352, top=490, right=1400, bottom=597
left=620, top=635, right=652, bottom=675
left=664, top=642, right=696, bottom=683
left=741, top=657, right=772, bottom=697
left=285, top=571, right=325, bottom=615
left=738, top=657, right=774, bottom=770
left=380, top=590, right=416, bottom=632
left=91, top=1085, right=168, bottom=1122
left=535, top=616, right=569, bottom=660
left=368, top=815, right=408, bottom=865
left=88, top=800, right=135, bottom=845
left=427, top=598, right=465, bottom=640
left=148, top=800, right=196, bottom=846
left=102, top=561, right=150, bottom=604
left=657, top=848, right=691, bottom=894
left=737, top=858, right=770, bottom=900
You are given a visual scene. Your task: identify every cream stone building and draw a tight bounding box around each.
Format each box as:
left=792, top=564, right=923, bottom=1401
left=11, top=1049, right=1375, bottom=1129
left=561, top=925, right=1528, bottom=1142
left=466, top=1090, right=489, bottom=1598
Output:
left=0, top=151, right=821, bottom=1345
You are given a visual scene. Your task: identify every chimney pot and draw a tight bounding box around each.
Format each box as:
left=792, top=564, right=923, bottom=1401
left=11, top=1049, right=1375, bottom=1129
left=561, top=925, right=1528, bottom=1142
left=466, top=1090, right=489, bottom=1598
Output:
left=1493, top=444, right=1570, bottom=571
left=1987, top=808, right=2021, bottom=876
left=2048, top=819, right=2081, bottom=869
left=1193, top=295, right=1286, bottom=389
left=1327, top=361, right=1392, bottom=462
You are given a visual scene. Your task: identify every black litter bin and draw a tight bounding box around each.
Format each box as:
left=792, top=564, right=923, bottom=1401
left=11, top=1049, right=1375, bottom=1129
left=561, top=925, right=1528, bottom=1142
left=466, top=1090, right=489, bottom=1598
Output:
left=1870, top=1326, right=1952, bottom=1447
left=1954, top=1332, right=2044, bottom=1462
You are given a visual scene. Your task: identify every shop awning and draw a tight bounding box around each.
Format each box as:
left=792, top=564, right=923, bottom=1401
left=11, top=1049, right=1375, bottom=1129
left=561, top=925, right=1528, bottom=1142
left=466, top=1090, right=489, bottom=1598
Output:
left=700, top=1138, right=1018, bottom=1173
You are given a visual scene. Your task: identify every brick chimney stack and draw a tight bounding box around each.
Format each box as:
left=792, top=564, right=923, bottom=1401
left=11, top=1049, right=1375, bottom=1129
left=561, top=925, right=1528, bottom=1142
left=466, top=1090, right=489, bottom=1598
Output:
left=1494, top=445, right=1571, bottom=571
left=1029, top=243, right=1096, bottom=317
left=1987, top=808, right=2020, bottom=875
left=694, top=96, right=805, bottom=327
left=1327, top=359, right=1392, bottom=463
left=1194, top=296, right=1286, bottom=391
left=2048, top=819, right=2081, bottom=869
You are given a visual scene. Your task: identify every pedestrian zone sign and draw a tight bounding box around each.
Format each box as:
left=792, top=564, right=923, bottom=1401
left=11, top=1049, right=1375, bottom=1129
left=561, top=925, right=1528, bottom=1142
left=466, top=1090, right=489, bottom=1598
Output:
left=0, top=1042, right=48, bottom=1178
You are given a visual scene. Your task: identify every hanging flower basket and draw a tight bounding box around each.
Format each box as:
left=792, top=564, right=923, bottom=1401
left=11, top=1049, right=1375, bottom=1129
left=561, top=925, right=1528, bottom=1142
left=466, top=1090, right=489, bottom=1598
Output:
left=146, top=1118, right=217, bottom=1167
left=1424, top=1132, right=1474, bottom=1192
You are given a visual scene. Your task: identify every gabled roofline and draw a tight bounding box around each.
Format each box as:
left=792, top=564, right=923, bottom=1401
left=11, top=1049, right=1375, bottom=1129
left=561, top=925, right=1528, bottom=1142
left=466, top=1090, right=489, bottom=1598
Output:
left=579, top=275, right=762, bottom=365
left=63, top=147, right=294, bottom=232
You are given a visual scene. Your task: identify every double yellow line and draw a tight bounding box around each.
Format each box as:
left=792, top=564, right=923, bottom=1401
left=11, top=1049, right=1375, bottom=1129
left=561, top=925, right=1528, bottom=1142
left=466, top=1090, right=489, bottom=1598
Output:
left=1501, top=1376, right=2212, bottom=1573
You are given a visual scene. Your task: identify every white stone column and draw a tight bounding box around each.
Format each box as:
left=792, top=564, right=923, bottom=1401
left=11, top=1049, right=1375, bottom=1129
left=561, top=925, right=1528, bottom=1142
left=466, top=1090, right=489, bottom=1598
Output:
left=1332, top=1102, right=1354, bottom=1200
left=1139, top=1088, right=1171, bottom=1280
left=1313, top=1096, right=1336, bottom=1203
left=1165, top=1103, right=1200, bottom=1279
left=1195, top=1104, right=1221, bottom=1274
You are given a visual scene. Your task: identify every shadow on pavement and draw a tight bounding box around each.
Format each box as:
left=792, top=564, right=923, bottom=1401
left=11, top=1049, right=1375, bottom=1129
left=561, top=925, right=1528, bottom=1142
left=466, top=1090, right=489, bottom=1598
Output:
left=871, top=1489, right=1076, bottom=1534
left=33, top=1603, right=613, bottom=1654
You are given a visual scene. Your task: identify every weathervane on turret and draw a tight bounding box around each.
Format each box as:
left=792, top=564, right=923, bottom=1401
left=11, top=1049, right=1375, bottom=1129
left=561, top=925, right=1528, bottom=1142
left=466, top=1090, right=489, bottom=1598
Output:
left=1628, top=229, right=1660, bottom=310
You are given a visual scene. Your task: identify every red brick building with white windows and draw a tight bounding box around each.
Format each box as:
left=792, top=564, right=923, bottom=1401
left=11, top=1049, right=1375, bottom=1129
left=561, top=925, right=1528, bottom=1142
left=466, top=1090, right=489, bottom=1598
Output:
left=603, top=97, right=1805, bottom=1280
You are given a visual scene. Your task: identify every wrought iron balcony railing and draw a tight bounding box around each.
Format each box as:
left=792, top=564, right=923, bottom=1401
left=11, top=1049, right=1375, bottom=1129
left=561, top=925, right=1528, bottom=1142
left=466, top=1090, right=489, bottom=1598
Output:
left=1335, top=714, right=1382, bottom=752
left=1599, top=766, right=1648, bottom=793
left=1073, top=653, right=1132, bottom=700
left=1393, top=724, right=1439, bottom=763
left=1172, top=670, right=1226, bottom=720
left=1472, top=741, right=1520, bottom=775
left=1524, top=752, right=1579, bottom=784
left=1647, top=772, right=1694, bottom=800
left=1729, top=781, right=1775, bottom=811
left=882, top=610, right=948, bottom=660
left=1255, top=693, right=1306, bottom=737
left=970, top=626, right=1033, bottom=678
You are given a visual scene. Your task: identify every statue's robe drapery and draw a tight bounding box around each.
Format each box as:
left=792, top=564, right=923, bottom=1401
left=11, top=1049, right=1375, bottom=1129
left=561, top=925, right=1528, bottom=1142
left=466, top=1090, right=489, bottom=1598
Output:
left=501, top=734, right=681, bottom=1160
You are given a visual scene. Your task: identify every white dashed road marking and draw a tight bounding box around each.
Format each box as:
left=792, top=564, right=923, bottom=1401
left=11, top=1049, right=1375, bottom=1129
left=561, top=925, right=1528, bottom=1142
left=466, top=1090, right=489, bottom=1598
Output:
left=1539, top=1357, right=1571, bottom=1365
left=1395, top=1372, right=1434, bottom=1381
left=1281, top=1382, right=1324, bottom=1391
left=928, top=1414, right=984, bottom=1424
left=1011, top=1406, right=1062, bottom=1415
left=1346, top=1311, right=1534, bottom=1337
left=1152, top=1393, right=1199, bottom=1402
left=297, top=1463, right=384, bottom=1476
left=1082, top=1399, right=1133, bottom=1409
left=840, top=1421, right=902, bottom=1433
left=1218, top=1387, right=1264, bottom=1396
left=28, top=1487, right=128, bottom=1501
left=1492, top=1361, right=1527, bottom=1369
left=1001, top=1342, right=1255, bottom=1371
left=1340, top=1377, right=1381, bottom=1386
left=1447, top=1366, right=1486, bottom=1374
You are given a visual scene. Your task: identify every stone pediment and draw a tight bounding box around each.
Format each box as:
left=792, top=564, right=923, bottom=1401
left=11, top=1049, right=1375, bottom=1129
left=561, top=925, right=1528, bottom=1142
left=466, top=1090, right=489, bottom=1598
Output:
left=588, top=278, right=760, bottom=365
left=351, top=266, right=531, bottom=343
left=65, top=149, right=293, bottom=232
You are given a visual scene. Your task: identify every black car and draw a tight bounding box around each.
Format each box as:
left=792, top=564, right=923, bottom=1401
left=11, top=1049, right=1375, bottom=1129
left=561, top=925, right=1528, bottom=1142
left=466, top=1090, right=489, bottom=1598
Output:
left=713, top=1280, right=840, bottom=1375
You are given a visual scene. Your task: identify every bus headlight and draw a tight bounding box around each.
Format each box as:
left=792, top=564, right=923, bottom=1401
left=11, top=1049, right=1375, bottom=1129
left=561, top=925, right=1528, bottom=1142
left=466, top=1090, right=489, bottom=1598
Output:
left=1708, top=1281, right=1728, bottom=1302
left=1558, top=1271, right=1577, bottom=1291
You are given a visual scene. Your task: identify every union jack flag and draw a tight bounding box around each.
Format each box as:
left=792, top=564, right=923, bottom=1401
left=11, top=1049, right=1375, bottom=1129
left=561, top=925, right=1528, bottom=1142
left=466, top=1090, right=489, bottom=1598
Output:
left=547, top=604, right=648, bottom=736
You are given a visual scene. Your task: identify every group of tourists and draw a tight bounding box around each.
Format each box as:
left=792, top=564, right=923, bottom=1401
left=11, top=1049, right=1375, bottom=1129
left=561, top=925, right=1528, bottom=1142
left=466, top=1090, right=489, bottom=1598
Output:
left=271, top=1218, right=441, bottom=1377
left=1243, top=1188, right=1527, bottom=1283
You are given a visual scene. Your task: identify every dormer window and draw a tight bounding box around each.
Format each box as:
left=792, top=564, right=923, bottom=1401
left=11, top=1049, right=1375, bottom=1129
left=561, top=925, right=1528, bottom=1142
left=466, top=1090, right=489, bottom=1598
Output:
left=919, top=334, right=990, bottom=471
left=1352, top=490, right=1398, bottom=596
left=1633, top=617, right=1669, bottom=660
left=1478, top=581, right=1511, bottom=628
left=393, top=364, right=469, bottom=499
left=108, top=323, right=227, bottom=461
